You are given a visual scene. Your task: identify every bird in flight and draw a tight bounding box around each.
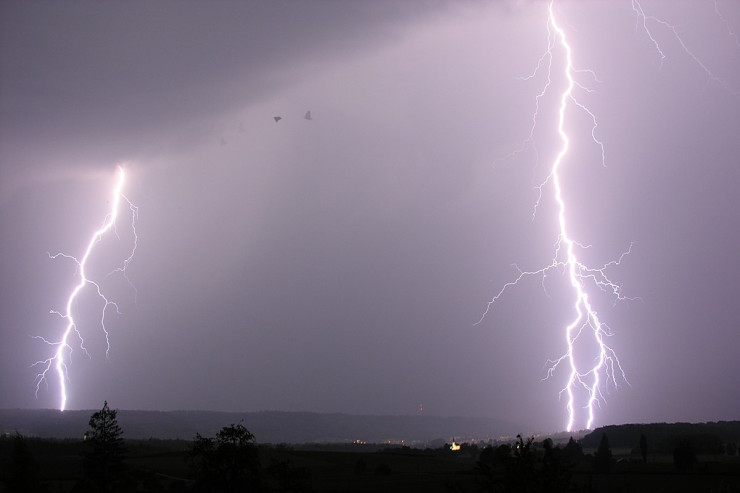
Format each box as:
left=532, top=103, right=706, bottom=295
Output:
left=273, top=116, right=282, bottom=123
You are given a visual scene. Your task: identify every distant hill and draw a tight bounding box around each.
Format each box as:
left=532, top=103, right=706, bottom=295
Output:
left=0, top=409, right=519, bottom=444
left=582, top=421, right=740, bottom=453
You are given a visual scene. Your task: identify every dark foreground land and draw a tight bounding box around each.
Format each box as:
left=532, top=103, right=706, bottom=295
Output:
left=2, top=421, right=740, bottom=492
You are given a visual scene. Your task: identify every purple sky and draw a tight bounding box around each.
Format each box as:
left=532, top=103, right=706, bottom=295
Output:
left=1, top=1, right=739, bottom=434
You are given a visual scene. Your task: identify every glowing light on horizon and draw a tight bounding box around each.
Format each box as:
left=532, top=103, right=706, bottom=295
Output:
left=32, top=165, right=138, bottom=411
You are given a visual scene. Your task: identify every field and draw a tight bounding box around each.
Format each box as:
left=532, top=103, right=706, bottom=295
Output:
left=2, top=437, right=740, bottom=492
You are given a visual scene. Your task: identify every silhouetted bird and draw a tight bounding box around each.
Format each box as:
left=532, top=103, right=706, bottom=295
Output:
left=273, top=116, right=282, bottom=122
left=304, top=110, right=312, bottom=121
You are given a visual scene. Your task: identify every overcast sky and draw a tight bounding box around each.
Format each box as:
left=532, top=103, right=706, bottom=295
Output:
left=1, top=0, right=739, bottom=434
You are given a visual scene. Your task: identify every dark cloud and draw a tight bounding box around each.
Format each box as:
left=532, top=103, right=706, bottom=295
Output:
left=0, top=0, right=450, bottom=196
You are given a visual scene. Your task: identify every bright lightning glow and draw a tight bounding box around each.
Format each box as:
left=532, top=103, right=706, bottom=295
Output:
left=479, top=1, right=633, bottom=432
left=32, top=165, right=138, bottom=411
left=544, top=2, right=624, bottom=433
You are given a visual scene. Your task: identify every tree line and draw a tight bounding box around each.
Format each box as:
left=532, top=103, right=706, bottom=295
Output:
left=580, top=421, right=740, bottom=455
left=1, top=401, right=309, bottom=492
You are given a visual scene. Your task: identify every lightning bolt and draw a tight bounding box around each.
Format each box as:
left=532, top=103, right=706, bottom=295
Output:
left=31, top=165, right=138, bottom=411
left=478, top=1, right=633, bottom=432
left=714, top=0, right=740, bottom=48
left=481, top=0, right=737, bottom=431
left=632, top=0, right=739, bottom=96
left=541, top=1, right=629, bottom=433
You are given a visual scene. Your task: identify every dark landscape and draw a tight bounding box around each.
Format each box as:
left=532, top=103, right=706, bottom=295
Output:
left=2, top=408, right=740, bottom=492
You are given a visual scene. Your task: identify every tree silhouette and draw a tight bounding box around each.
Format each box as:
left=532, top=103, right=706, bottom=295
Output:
left=639, top=433, right=648, bottom=464
left=540, top=438, right=572, bottom=493
left=592, top=432, right=612, bottom=473
left=500, top=435, right=537, bottom=492
left=190, top=423, right=261, bottom=492
left=478, top=435, right=580, bottom=492
left=560, top=437, right=584, bottom=466
left=80, top=400, right=128, bottom=492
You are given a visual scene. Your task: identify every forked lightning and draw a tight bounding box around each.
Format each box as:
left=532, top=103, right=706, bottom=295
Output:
left=32, top=166, right=138, bottom=411
left=481, top=0, right=736, bottom=431
left=479, top=1, right=631, bottom=432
